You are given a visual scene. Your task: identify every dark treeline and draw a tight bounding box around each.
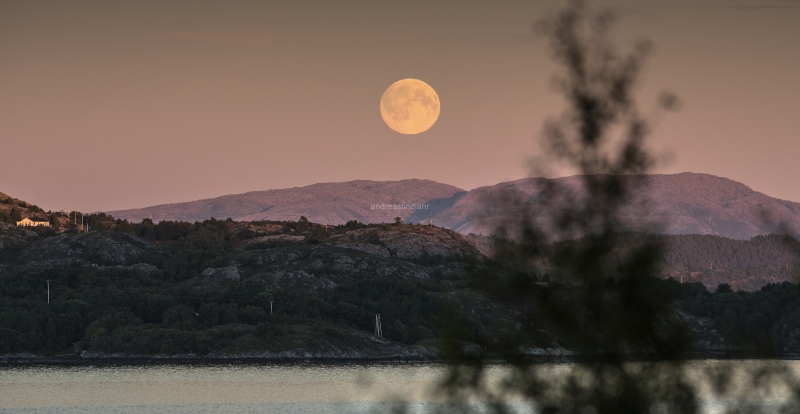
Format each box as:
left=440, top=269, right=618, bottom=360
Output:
left=661, top=234, right=800, bottom=272
left=519, top=232, right=800, bottom=291
left=660, top=234, right=799, bottom=290
left=0, top=217, right=450, bottom=355
left=680, top=280, right=800, bottom=352
left=3, top=230, right=800, bottom=357
left=3, top=209, right=800, bottom=357
left=83, top=213, right=366, bottom=244
left=0, top=264, right=444, bottom=355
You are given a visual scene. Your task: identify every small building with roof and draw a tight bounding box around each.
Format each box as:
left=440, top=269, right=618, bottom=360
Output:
left=16, top=217, right=51, bottom=227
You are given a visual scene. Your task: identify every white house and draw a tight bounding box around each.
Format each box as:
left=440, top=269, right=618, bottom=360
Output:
left=16, top=217, right=51, bottom=227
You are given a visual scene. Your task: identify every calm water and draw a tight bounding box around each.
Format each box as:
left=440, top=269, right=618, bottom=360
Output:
left=0, top=363, right=499, bottom=414
left=1, top=361, right=798, bottom=413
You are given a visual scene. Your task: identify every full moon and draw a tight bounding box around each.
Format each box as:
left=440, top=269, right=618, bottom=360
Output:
left=380, top=79, right=440, bottom=135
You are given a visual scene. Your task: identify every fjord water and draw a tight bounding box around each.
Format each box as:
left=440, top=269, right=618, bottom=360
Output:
left=0, top=363, right=488, bottom=414
left=1, top=361, right=798, bottom=413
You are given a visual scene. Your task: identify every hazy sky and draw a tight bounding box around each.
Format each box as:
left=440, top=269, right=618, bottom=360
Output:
left=1, top=0, right=799, bottom=212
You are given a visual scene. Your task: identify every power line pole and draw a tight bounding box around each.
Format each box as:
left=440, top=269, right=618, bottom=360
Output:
left=269, top=301, right=273, bottom=314
left=46, top=280, right=51, bottom=304
left=374, top=314, right=382, bottom=338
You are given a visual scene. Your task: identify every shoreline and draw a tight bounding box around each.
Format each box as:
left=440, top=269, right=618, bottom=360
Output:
left=4, top=352, right=800, bottom=367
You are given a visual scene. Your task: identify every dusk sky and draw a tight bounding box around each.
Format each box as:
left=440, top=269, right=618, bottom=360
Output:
left=1, top=0, right=798, bottom=213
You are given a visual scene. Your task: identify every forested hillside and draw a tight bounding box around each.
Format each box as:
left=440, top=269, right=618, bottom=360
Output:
left=3, top=211, right=800, bottom=358
left=0, top=216, right=485, bottom=357
left=661, top=234, right=799, bottom=291
left=515, top=233, right=800, bottom=291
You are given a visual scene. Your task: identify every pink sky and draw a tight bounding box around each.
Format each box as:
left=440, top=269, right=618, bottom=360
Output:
left=1, top=0, right=799, bottom=212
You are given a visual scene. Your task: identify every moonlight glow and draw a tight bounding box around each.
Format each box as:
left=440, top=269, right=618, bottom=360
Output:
left=380, top=79, right=440, bottom=135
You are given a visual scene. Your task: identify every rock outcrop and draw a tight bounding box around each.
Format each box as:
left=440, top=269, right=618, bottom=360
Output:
left=0, top=222, right=38, bottom=249
left=241, top=244, right=434, bottom=290
left=241, top=234, right=305, bottom=247
left=17, top=231, right=161, bottom=267
left=248, top=269, right=337, bottom=291
left=202, top=265, right=241, bottom=281
left=328, top=225, right=483, bottom=260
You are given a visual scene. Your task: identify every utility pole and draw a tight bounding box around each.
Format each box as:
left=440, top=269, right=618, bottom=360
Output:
left=374, top=314, right=382, bottom=338
left=269, top=301, right=273, bottom=314
left=46, top=280, right=51, bottom=304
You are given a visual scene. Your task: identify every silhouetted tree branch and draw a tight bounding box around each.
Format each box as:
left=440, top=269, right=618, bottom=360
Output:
left=440, top=2, right=800, bottom=413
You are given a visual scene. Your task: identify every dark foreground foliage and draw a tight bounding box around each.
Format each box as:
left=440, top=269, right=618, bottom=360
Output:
left=436, top=2, right=800, bottom=413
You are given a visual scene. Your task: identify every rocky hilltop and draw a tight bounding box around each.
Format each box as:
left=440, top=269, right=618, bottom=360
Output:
left=16, top=231, right=160, bottom=268
left=328, top=225, right=481, bottom=259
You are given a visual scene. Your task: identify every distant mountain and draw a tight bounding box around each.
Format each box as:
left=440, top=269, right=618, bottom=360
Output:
left=434, top=173, right=800, bottom=240
left=107, top=179, right=466, bottom=225
left=106, top=173, right=800, bottom=240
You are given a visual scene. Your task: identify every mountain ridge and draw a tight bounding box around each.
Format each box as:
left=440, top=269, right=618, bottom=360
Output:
left=107, top=179, right=466, bottom=225
left=102, top=173, right=800, bottom=240
left=436, top=173, right=800, bottom=239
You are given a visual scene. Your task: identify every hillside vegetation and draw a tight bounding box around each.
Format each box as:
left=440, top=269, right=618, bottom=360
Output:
left=0, top=192, right=58, bottom=228
left=2, top=212, right=800, bottom=358
left=0, top=216, right=486, bottom=358
left=660, top=234, right=800, bottom=291
left=478, top=233, right=800, bottom=292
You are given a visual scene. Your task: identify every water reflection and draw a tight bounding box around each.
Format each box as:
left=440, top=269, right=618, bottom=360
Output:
left=1, top=361, right=798, bottom=413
